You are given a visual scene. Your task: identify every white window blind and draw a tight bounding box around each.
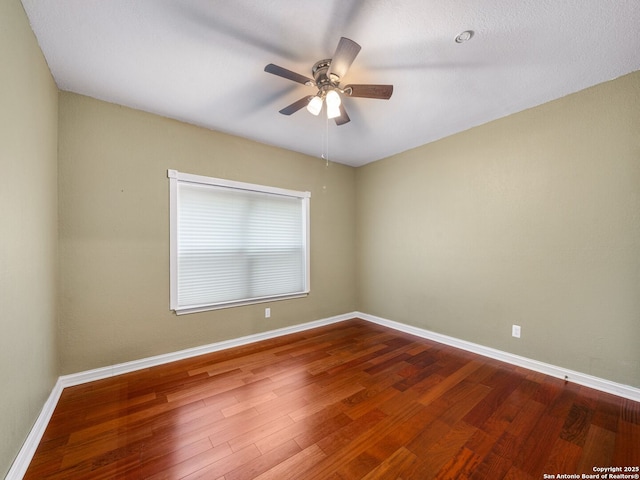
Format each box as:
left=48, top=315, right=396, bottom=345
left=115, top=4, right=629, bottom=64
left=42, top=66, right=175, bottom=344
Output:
left=169, top=170, right=310, bottom=315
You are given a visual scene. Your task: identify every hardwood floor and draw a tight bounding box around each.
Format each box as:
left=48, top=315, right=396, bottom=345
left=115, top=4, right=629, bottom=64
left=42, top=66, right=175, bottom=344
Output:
left=25, top=319, right=640, bottom=479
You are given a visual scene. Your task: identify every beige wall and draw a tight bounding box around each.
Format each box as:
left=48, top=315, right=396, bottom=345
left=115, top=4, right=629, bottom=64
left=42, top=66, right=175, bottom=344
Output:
left=0, top=0, right=59, bottom=476
left=57, top=92, right=357, bottom=374
left=357, top=71, right=640, bottom=387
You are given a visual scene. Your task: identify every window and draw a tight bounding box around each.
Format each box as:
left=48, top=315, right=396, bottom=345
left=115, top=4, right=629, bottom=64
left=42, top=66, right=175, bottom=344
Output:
left=168, top=170, right=310, bottom=315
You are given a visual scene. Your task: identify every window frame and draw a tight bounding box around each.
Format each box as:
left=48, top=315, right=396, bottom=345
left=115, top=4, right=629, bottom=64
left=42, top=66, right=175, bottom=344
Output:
left=168, top=169, right=311, bottom=315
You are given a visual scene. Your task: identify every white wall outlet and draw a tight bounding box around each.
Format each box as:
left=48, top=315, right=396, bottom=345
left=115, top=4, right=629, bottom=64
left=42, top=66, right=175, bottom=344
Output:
left=265, top=307, right=271, bottom=318
left=512, top=325, right=521, bottom=338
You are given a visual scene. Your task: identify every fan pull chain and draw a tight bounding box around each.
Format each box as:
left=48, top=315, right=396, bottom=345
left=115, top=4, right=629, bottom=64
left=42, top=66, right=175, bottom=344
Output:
left=324, top=113, right=330, bottom=167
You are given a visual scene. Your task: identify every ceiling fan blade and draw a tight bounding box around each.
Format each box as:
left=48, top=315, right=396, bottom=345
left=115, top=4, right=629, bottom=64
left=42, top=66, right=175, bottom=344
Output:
left=345, top=84, right=394, bottom=99
left=334, top=104, right=350, bottom=126
left=279, top=96, right=314, bottom=115
left=265, top=64, right=314, bottom=86
left=327, top=37, right=361, bottom=80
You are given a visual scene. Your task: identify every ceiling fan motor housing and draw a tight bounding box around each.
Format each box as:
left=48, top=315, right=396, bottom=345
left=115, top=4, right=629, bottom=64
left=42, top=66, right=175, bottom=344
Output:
left=312, top=59, right=339, bottom=92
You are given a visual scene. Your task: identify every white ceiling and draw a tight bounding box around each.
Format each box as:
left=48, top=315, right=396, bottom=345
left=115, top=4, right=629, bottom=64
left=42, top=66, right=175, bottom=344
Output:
left=21, top=0, right=640, bottom=167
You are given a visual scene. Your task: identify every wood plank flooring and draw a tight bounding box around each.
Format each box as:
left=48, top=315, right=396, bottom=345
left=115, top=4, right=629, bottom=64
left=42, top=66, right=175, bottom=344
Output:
left=24, top=319, right=640, bottom=479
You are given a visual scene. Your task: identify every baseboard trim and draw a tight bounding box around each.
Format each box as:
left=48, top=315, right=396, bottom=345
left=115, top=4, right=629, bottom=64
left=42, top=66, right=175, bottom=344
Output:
left=356, top=311, right=640, bottom=402
left=59, top=312, right=354, bottom=388
left=5, top=380, right=64, bottom=480
left=9, top=310, right=640, bottom=479
left=5, top=312, right=351, bottom=479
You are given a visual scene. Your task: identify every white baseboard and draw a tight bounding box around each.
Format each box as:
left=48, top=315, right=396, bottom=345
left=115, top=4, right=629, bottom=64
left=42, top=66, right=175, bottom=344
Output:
left=5, top=381, right=64, bottom=480
left=57, top=312, right=353, bottom=389
left=355, top=311, right=640, bottom=402
left=8, top=310, right=640, bottom=479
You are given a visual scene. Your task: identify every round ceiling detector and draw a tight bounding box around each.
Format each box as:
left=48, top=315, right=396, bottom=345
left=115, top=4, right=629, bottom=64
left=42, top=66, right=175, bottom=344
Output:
left=455, top=30, right=474, bottom=43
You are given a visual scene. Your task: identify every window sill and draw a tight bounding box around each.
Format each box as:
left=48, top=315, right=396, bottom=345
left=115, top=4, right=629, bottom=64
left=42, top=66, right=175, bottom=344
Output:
left=172, top=292, right=309, bottom=315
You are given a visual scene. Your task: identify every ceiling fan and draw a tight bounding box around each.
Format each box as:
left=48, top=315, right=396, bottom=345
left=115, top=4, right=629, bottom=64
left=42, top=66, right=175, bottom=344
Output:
left=264, top=37, right=393, bottom=126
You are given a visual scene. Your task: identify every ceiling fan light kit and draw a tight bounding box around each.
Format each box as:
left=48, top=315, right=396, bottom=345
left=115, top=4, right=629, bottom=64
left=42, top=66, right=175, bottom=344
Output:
left=306, top=95, right=323, bottom=116
left=264, top=37, right=393, bottom=125
left=326, top=103, right=341, bottom=119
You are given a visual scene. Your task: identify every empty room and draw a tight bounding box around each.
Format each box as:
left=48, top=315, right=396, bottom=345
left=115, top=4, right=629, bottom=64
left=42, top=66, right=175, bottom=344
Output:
left=2, top=0, right=639, bottom=479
